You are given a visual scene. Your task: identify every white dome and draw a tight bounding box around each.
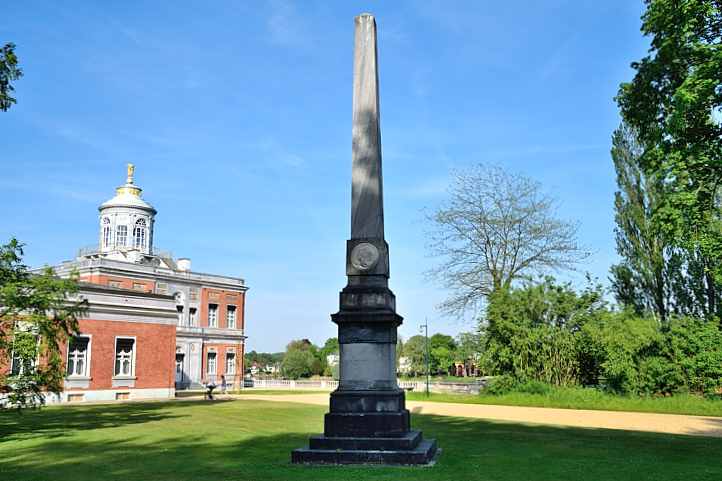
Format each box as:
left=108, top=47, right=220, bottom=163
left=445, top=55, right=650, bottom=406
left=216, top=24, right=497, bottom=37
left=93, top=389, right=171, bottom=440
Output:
left=100, top=190, right=156, bottom=213
left=96, top=164, right=157, bottom=258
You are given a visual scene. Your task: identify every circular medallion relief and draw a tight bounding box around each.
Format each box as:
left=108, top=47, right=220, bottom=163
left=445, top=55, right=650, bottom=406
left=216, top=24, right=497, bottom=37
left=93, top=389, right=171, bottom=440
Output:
left=350, top=242, right=380, bottom=271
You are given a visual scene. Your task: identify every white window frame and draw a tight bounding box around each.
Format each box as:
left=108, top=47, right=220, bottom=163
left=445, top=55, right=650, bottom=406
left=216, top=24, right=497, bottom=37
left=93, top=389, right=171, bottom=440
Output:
left=227, top=305, right=236, bottom=329
left=133, top=218, right=146, bottom=249
left=116, top=225, right=128, bottom=247
left=66, top=334, right=92, bottom=378
left=225, top=351, right=236, bottom=375
left=189, top=307, right=197, bottom=326
left=102, top=218, right=112, bottom=247
left=208, top=304, right=218, bottom=328
left=113, top=336, right=137, bottom=378
left=207, top=350, right=217, bottom=375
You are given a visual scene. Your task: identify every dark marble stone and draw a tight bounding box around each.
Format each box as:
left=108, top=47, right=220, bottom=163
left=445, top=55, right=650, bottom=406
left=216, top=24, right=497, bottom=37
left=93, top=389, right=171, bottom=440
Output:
left=330, top=389, right=405, bottom=412
left=292, top=439, right=437, bottom=465
left=324, top=410, right=410, bottom=437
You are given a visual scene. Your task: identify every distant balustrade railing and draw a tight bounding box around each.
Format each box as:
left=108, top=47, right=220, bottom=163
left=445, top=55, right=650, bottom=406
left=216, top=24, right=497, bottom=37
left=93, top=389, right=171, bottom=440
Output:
left=243, top=378, right=489, bottom=393
left=76, top=245, right=173, bottom=258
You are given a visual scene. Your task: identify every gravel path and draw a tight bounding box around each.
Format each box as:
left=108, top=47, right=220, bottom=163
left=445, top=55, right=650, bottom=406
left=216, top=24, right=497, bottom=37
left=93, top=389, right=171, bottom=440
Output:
left=236, top=393, right=722, bottom=438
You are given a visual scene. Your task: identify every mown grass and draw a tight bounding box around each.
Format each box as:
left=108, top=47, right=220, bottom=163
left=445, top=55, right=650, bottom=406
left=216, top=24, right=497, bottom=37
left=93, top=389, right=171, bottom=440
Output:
left=407, top=386, right=722, bottom=417
left=2, top=399, right=722, bottom=481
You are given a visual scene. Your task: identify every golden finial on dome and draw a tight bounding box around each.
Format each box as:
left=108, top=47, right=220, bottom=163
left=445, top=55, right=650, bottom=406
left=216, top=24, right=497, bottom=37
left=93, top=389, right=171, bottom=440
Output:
left=127, top=163, right=135, bottom=184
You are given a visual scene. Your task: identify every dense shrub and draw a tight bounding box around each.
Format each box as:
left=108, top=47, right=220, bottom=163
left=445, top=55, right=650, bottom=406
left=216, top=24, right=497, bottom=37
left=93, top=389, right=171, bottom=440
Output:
left=481, top=278, right=722, bottom=397
left=485, top=375, right=518, bottom=395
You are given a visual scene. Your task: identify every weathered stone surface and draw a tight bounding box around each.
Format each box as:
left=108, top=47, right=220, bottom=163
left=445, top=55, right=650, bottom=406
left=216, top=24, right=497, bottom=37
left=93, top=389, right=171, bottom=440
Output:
left=292, top=13, right=436, bottom=466
left=292, top=439, right=437, bottom=465
left=351, top=14, right=385, bottom=242
left=324, top=410, right=410, bottom=437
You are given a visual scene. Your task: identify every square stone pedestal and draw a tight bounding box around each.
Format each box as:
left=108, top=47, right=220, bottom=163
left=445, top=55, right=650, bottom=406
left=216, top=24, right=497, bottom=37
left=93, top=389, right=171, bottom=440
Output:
left=291, top=390, right=437, bottom=465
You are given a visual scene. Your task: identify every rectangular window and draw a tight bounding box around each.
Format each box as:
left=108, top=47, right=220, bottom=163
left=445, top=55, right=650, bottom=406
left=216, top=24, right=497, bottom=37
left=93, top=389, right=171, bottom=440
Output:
left=189, top=307, right=197, bottom=326
left=156, top=282, right=168, bottom=294
left=227, top=305, right=236, bottom=329
left=132, top=282, right=145, bottom=291
left=114, top=338, right=135, bottom=377
left=189, top=288, right=198, bottom=301
left=67, top=336, right=90, bottom=377
left=116, top=225, right=128, bottom=247
left=208, top=304, right=218, bottom=327
left=108, top=280, right=123, bottom=288
left=226, top=352, right=236, bottom=375
left=10, top=351, right=23, bottom=375
left=207, top=351, right=217, bottom=375
left=177, top=306, right=184, bottom=325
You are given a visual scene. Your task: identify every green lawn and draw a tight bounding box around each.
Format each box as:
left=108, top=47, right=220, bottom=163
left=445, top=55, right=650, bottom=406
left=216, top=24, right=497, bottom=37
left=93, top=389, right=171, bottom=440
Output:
left=2, top=399, right=722, bottom=480
left=406, top=388, right=722, bottom=417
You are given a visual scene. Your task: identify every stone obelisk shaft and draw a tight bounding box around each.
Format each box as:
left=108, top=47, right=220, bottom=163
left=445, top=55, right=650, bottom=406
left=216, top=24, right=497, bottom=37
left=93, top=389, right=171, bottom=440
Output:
left=351, top=14, right=384, bottom=240
left=292, top=13, right=437, bottom=464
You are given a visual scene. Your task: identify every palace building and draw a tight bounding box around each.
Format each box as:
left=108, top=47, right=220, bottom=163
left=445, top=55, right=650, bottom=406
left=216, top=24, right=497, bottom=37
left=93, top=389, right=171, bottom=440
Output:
left=43, top=164, right=248, bottom=403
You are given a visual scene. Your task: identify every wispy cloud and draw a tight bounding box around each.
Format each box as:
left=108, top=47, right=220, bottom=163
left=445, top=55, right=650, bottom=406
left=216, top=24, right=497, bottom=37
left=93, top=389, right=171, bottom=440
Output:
left=539, top=33, right=578, bottom=80
left=267, top=0, right=312, bottom=48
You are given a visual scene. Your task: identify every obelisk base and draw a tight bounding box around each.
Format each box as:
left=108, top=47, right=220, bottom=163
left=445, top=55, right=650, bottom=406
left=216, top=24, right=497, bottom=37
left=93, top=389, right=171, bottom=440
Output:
left=292, top=389, right=437, bottom=465
left=291, top=434, right=437, bottom=465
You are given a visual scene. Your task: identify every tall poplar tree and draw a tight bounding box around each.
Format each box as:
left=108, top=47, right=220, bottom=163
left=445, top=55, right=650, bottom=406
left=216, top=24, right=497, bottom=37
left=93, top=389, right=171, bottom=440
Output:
left=610, top=124, right=672, bottom=321
left=616, top=0, right=722, bottom=319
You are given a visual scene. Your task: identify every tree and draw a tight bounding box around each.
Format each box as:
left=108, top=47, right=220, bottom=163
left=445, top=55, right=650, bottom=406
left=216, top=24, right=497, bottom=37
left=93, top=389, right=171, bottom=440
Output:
left=429, top=333, right=456, bottom=374
left=401, top=335, right=427, bottom=376
left=481, top=277, right=606, bottom=386
left=319, top=337, right=339, bottom=377
left=616, top=0, right=722, bottom=319
left=280, top=339, right=322, bottom=379
left=0, top=43, right=23, bottom=111
left=0, top=239, right=87, bottom=408
left=609, top=124, right=673, bottom=321
left=427, top=164, right=588, bottom=317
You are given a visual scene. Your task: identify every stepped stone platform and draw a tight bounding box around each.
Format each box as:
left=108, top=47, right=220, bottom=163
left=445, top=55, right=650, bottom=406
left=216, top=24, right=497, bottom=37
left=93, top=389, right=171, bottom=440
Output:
left=292, top=430, right=437, bottom=465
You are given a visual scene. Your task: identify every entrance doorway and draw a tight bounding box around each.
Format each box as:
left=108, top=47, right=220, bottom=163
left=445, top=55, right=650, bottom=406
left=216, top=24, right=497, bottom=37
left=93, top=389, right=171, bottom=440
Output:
left=175, top=353, right=185, bottom=387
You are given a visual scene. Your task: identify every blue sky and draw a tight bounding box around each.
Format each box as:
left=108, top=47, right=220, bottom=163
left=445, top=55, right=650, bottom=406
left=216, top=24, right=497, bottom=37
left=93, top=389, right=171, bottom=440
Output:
left=1, top=1, right=649, bottom=352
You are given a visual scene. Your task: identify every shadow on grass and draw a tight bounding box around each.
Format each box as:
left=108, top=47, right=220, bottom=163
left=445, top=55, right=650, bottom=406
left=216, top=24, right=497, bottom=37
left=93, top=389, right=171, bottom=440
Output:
left=0, top=400, right=232, bottom=444
left=3, top=400, right=722, bottom=481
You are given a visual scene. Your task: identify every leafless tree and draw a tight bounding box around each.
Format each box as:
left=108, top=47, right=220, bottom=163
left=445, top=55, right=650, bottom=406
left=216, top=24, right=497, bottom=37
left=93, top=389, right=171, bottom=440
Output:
left=427, top=164, right=589, bottom=317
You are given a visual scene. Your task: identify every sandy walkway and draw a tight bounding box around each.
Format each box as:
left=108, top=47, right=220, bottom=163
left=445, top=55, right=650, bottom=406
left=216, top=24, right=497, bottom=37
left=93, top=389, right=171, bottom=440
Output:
left=235, top=393, right=722, bottom=438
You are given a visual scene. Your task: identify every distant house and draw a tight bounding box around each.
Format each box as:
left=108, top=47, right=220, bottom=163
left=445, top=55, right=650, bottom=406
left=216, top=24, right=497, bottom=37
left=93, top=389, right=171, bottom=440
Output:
left=326, top=354, right=339, bottom=368
left=397, top=356, right=412, bottom=375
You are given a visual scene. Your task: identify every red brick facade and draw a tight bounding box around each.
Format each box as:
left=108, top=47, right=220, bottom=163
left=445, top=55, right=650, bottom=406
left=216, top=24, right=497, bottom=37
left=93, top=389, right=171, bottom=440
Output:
left=66, top=319, right=175, bottom=391
left=199, top=288, right=246, bottom=329
left=80, top=273, right=155, bottom=294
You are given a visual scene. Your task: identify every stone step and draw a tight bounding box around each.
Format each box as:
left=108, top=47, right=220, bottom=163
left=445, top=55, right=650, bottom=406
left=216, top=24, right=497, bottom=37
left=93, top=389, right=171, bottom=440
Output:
left=291, top=439, right=438, bottom=465
left=309, top=430, right=422, bottom=451
left=324, top=410, right=410, bottom=437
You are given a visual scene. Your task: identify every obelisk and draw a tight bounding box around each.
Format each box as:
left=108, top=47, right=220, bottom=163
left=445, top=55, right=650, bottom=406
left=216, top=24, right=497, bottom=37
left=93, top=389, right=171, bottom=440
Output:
left=292, top=13, right=437, bottom=465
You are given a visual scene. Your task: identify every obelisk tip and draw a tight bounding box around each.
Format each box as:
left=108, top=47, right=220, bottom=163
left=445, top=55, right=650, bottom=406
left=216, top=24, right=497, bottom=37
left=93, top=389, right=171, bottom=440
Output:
left=355, top=13, right=375, bottom=23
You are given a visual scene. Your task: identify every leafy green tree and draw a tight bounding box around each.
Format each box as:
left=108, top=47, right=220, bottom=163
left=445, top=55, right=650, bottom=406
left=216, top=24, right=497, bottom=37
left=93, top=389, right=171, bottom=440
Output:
left=280, top=339, right=322, bottom=379
left=0, top=43, right=22, bottom=111
left=401, top=335, right=427, bottom=376
left=0, top=239, right=87, bottom=408
left=482, top=277, right=606, bottom=386
left=429, top=334, right=456, bottom=374
left=319, top=337, right=339, bottom=377
left=609, top=124, right=673, bottom=321
left=616, top=0, right=722, bottom=319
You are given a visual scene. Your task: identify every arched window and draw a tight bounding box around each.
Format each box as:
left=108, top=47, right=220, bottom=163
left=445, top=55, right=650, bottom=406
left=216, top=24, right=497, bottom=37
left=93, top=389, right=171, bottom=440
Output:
left=102, top=218, right=112, bottom=248
left=133, top=218, right=146, bottom=249
left=116, top=225, right=128, bottom=247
